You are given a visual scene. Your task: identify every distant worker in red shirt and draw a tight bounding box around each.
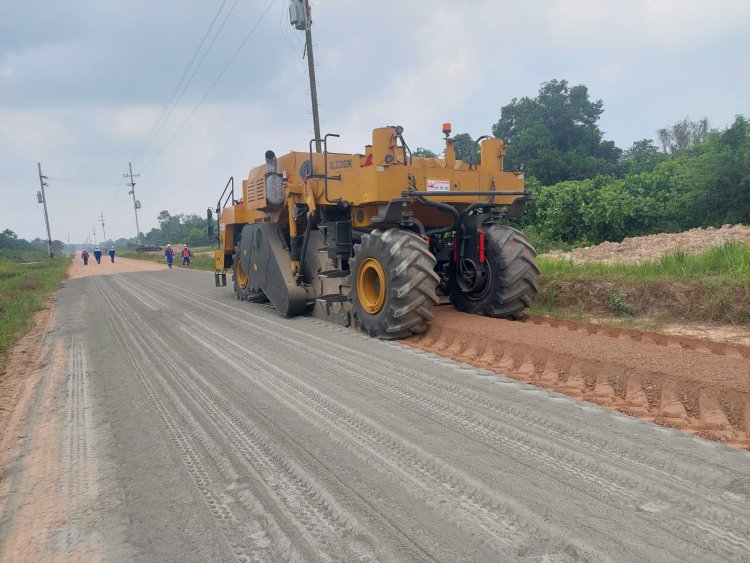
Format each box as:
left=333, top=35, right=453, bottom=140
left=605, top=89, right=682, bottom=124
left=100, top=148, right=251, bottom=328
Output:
left=181, top=244, right=192, bottom=267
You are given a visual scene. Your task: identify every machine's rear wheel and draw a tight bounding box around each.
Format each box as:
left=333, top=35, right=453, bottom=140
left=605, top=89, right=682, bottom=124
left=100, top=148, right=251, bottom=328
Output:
left=232, top=249, right=267, bottom=302
left=450, top=225, right=539, bottom=319
left=350, top=228, right=439, bottom=339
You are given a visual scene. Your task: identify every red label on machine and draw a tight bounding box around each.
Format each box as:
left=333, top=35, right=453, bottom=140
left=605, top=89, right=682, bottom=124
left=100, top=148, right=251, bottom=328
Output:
left=426, top=179, right=450, bottom=191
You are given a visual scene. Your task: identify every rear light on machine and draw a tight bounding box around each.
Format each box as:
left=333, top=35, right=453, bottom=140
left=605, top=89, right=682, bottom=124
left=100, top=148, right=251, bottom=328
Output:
left=478, top=231, right=485, bottom=263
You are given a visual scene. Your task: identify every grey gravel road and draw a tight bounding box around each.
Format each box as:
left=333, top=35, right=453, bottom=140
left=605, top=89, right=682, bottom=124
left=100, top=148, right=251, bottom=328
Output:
left=2, top=268, right=749, bottom=562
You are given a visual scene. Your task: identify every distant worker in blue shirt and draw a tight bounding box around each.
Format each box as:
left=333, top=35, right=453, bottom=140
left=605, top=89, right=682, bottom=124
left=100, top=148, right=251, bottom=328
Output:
left=164, top=244, right=174, bottom=269
left=93, top=247, right=102, bottom=264
left=109, top=246, right=116, bottom=263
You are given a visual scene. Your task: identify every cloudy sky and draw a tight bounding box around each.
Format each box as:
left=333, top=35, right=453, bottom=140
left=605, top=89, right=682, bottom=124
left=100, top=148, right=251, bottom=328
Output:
left=1, top=0, right=748, bottom=244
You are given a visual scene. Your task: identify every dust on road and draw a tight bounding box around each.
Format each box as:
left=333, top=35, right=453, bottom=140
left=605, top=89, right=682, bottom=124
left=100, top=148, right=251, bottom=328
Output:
left=68, top=255, right=167, bottom=278
left=0, top=268, right=748, bottom=561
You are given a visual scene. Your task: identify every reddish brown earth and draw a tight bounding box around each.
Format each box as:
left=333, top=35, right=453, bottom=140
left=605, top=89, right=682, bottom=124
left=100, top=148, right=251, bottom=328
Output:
left=544, top=223, right=750, bottom=264
left=407, top=308, right=750, bottom=450
left=68, top=255, right=166, bottom=278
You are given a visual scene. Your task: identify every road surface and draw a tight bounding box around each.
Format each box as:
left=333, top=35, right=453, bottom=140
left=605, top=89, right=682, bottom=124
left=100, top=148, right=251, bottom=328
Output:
left=1, top=259, right=748, bottom=561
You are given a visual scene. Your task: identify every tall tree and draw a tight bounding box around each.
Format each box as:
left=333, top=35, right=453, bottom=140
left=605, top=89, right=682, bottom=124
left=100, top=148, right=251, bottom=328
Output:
left=618, top=139, right=665, bottom=175
left=657, top=117, right=709, bottom=154
left=492, top=79, right=621, bottom=185
left=452, top=133, right=481, bottom=164
left=413, top=147, right=438, bottom=158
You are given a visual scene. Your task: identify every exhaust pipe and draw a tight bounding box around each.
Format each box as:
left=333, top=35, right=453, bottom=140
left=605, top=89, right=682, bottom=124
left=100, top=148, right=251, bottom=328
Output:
left=265, top=150, right=277, bottom=174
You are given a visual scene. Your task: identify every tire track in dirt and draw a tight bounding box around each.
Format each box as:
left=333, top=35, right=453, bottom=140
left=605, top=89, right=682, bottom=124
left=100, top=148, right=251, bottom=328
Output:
left=95, top=276, right=383, bottom=562
left=0, top=334, right=105, bottom=560
left=177, top=306, right=750, bottom=558
left=60, top=334, right=98, bottom=550
left=182, top=318, right=558, bottom=556
left=95, top=277, right=270, bottom=563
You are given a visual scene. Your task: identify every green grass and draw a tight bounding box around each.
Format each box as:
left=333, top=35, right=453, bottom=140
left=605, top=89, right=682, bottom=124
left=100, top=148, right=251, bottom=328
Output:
left=0, top=249, right=70, bottom=371
left=538, top=241, right=750, bottom=281
left=531, top=241, right=750, bottom=324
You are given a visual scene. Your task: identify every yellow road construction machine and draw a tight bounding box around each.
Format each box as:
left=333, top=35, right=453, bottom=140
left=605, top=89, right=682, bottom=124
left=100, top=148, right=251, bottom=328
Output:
left=211, top=124, right=539, bottom=339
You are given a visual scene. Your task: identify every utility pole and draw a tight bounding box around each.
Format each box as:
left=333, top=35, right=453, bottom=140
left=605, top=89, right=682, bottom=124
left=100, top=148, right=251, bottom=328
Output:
left=36, top=162, right=53, bottom=258
left=99, top=211, right=107, bottom=244
left=290, top=0, right=321, bottom=152
left=123, top=162, right=142, bottom=248
left=92, top=225, right=98, bottom=247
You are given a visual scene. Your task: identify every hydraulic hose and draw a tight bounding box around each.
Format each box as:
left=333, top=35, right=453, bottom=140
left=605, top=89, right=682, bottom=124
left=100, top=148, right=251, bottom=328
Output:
left=296, top=213, right=315, bottom=283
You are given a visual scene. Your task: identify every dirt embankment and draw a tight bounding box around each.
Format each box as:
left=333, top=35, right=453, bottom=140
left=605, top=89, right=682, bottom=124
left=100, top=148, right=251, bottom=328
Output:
left=407, top=308, right=750, bottom=450
left=540, top=277, right=750, bottom=325
left=543, top=224, right=750, bottom=264
left=537, top=223, right=750, bottom=327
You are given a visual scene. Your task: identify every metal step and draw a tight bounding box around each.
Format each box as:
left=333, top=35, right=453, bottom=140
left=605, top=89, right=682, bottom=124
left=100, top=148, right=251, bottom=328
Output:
left=318, top=270, right=349, bottom=278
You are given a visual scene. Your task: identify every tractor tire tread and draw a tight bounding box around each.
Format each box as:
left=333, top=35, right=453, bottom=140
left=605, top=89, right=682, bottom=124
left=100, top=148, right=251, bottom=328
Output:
left=350, top=229, right=439, bottom=339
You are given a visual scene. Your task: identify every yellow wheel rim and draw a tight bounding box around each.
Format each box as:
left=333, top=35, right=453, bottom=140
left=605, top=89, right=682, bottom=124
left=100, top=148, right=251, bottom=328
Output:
left=235, top=258, right=249, bottom=289
left=357, top=257, right=387, bottom=314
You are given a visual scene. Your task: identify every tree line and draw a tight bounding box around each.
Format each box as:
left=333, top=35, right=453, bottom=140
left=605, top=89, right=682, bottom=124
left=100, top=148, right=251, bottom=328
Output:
left=0, top=229, right=66, bottom=254
left=140, top=210, right=213, bottom=247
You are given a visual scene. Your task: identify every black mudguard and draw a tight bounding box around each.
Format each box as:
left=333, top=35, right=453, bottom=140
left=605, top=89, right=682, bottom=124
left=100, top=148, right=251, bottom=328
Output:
left=239, top=223, right=308, bottom=316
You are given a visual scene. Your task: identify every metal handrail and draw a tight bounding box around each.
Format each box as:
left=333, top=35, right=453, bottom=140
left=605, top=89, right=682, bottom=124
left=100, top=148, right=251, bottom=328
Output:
left=216, top=176, right=235, bottom=215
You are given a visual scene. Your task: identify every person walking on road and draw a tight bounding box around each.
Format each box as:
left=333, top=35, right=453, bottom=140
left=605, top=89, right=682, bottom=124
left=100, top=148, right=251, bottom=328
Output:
left=165, top=244, right=174, bottom=269
left=109, top=246, right=116, bottom=263
left=81, top=249, right=89, bottom=266
left=93, top=247, right=102, bottom=264
left=181, top=244, right=192, bottom=268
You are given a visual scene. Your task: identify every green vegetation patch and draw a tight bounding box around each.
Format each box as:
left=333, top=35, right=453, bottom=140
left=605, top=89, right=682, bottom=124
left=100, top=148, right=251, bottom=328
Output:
left=532, top=242, right=750, bottom=324
left=0, top=249, right=70, bottom=370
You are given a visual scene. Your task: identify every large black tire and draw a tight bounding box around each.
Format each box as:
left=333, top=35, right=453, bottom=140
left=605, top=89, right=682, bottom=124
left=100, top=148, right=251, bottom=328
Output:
left=232, top=249, right=267, bottom=302
left=349, top=228, right=439, bottom=339
left=450, top=225, right=539, bottom=319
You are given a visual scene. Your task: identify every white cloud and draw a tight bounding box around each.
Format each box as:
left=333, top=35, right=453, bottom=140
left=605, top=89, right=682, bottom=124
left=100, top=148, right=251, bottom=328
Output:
left=544, top=0, right=750, bottom=50
left=107, top=106, right=163, bottom=139
left=0, top=109, right=72, bottom=156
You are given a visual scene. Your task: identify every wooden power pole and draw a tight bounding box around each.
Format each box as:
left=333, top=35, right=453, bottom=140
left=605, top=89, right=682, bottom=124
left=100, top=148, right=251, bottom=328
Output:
left=36, top=162, right=53, bottom=258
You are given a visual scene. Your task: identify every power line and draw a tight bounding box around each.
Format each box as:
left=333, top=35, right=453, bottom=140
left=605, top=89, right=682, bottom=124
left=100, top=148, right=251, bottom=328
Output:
left=133, top=0, right=239, bottom=166
left=132, top=0, right=230, bottom=164
left=46, top=176, right=126, bottom=187
left=140, top=0, right=278, bottom=173
left=279, top=1, right=304, bottom=56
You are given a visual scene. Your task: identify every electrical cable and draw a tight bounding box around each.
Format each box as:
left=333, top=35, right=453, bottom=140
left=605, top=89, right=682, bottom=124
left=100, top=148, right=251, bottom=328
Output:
left=140, top=0, right=278, bottom=173
left=132, top=0, right=237, bottom=166
left=47, top=176, right=126, bottom=187
left=279, top=1, right=304, bottom=56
